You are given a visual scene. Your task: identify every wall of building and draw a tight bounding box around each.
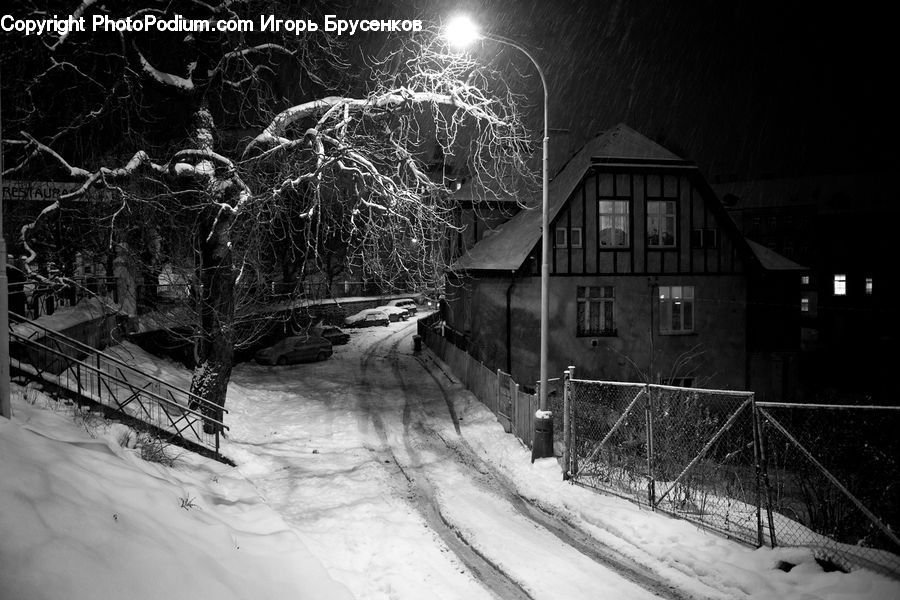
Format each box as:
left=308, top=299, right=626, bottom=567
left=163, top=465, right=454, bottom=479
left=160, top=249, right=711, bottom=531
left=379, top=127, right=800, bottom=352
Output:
left=451, top=273, right=748, bottom=392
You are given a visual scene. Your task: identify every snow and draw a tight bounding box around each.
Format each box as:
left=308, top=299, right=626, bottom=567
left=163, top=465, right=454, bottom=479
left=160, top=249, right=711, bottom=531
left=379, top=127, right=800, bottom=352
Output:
left=2, top=319, right=898, bottom=600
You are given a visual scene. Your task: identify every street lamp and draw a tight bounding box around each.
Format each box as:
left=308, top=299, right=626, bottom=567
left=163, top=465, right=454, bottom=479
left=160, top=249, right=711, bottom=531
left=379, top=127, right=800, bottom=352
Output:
left=444, top=15, right=553, bottom=459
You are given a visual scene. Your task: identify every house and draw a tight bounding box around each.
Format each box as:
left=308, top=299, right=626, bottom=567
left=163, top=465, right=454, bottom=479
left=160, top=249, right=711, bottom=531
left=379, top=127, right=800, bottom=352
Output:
left=447, top=124, right=804, bottom=398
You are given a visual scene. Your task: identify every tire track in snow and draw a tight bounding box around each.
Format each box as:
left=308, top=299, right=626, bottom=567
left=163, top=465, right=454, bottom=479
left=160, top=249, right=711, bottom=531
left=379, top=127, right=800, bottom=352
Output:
left=392, top=329, right=696, bottom=600
left=357, top=320, right=534, bottom=600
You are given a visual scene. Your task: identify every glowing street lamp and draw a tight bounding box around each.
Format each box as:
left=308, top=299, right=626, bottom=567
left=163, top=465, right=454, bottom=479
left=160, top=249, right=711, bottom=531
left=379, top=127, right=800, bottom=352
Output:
left=444, top=15, right=553, bottom=459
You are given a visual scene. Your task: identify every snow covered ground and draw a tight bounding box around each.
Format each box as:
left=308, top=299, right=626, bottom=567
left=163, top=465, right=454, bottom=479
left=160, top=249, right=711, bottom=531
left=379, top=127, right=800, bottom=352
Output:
left=2, top=315, right=899, bottom=599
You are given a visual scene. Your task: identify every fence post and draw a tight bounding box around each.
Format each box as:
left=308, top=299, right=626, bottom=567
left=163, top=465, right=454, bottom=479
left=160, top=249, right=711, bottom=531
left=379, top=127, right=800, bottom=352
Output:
left=563, top=368, right=571, bottom=479
left=645, top=384, right=655, bottom=509
left=751, top=394, right=763, bottom=547
left=513, top=381, right=520, bottom=441
left=496, top=369, right=502, bottom=416
left=754, top=395, right=778, bottom=547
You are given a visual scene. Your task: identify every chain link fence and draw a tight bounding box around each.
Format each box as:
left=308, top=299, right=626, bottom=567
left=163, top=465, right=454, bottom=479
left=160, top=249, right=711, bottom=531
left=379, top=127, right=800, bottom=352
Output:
left=565, top=374, right=900, bottom=577
left=567, top=379, right=759, bottom=545
left=757, top=402, right=900, bottom=575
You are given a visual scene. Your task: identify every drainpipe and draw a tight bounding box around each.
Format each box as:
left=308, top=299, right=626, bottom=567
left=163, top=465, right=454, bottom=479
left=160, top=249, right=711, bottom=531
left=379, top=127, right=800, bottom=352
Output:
left=506, top=272, right=516, bottom=374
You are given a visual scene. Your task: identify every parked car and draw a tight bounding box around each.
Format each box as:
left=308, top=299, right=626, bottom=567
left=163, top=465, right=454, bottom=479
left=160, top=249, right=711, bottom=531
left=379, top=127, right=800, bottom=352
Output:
left=345, top=308, right=390, bottom=328
left=376, top=305, right=410, bottom=322
left=254, top=335, right=333, bottom=365
left=385, top=298, right=417, bottom=316
left=318, top=326, right=350, bottom=345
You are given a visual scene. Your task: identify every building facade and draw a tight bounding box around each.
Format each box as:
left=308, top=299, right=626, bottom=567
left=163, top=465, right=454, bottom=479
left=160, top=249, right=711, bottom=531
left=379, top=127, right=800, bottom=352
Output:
left=449, top=125, right=803, bottom=397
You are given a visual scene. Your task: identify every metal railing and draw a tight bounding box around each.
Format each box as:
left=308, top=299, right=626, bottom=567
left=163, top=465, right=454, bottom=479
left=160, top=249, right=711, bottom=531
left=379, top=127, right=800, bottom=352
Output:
left=8, top=276, right=119, bottom=320
left=9, top=311, right=229, bottom=462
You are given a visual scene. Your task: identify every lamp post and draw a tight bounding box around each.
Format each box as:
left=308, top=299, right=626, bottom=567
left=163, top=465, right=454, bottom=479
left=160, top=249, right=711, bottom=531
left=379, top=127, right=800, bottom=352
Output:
left=445, top=16, right=553, bottom=459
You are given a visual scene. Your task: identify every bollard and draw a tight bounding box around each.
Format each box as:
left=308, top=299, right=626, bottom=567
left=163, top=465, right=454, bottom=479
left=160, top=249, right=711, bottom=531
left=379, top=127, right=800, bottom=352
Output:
left=412, top=334, right=422, bottom=352
left=531, top=410, right=554, bottom=463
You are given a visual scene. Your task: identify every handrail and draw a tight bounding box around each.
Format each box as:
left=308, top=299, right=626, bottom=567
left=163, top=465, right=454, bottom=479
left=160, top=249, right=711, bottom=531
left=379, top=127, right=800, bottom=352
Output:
left=10, top=310, right=227, bottom=415
left=10, top=330, right=229, bottom=431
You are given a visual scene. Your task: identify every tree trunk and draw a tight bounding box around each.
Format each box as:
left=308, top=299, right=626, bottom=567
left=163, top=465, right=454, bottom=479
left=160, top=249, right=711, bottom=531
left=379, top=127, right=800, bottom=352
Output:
left=189, top=207, right=235, bottom=434
left=187, top=103, right=235, bottom=435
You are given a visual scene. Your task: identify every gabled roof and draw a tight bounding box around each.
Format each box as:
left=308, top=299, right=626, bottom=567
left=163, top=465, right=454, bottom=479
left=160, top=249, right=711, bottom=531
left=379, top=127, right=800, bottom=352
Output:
left=451, top=124, right=692, bottom=272
left=745, top=240, right=807, bottom=271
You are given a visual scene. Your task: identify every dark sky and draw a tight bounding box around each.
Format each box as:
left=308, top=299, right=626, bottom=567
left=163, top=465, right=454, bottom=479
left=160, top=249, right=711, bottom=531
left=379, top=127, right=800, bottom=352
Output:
left=364, top=0, right=896, bottom=182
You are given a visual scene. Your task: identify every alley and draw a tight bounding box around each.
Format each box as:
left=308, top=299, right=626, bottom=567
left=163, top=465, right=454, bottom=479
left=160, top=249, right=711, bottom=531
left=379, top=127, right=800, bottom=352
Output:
left=224, top=318, right=681, bottom=600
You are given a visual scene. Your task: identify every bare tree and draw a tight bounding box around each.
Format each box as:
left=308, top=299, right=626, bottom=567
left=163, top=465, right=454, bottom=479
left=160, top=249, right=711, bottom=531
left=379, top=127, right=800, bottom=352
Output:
left=1, top=1, right=535, bottom=431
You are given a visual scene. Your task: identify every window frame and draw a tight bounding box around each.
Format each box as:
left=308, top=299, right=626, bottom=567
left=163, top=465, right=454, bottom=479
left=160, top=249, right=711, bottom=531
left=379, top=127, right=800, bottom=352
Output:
left=555, top=226, right=583, bottom=249
left=598, top=199, right=630, bottom=248
left=647, top=200, right=677, bottom=248
left=554, top=227, right=568, bottom=248
left=576, top=285, right=616, bottom=337
left=658, top=285, right=695, bottom=334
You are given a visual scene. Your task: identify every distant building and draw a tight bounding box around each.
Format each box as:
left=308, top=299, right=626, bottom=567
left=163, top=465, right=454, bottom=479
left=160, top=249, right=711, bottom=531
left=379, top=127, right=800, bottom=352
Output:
left=447, top=124, right=804, bottom=400
left=714, top=174, right=896, bottom=402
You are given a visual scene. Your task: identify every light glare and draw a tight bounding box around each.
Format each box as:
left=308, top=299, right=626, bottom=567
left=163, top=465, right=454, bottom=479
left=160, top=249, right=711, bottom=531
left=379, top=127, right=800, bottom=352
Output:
left=444, top=15, right=480, bottom=48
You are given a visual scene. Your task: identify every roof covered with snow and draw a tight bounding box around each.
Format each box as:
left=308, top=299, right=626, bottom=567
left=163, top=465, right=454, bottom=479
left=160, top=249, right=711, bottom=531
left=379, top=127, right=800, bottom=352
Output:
left=451, top=124, right=692, bottom=272
left=745, top=239, right=807, bottom=271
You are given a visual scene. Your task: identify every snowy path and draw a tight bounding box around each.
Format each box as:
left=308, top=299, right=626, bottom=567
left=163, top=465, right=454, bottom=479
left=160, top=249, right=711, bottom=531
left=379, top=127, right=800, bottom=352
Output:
left=224, top=319, right=682, bottom=600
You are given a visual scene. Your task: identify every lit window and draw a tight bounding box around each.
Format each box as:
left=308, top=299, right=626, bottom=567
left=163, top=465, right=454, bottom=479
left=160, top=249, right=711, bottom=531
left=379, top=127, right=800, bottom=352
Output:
left=659, top=285, right=694, bottom=333
left=598, top=200, right=629, bottom=247
left=801, top=275, right=810, bottom=285
left=801, top=297, right=810, bottom=312
left=577, top=286, right=615, bottom=336
left=866, top=277, right=873, bottom=295
left=647, top=201, right=676, bottom=247
left=834, top=274, right=847, bottom=296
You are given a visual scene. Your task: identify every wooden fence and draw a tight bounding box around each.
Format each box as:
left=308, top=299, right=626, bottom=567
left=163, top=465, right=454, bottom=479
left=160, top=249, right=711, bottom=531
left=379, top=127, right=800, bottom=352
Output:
left=417, top=314, right=540, bottom=449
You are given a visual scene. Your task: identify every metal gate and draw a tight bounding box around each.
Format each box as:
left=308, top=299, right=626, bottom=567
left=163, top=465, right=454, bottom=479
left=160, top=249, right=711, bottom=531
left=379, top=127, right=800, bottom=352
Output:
left=565, top=375, right=761, bottom=546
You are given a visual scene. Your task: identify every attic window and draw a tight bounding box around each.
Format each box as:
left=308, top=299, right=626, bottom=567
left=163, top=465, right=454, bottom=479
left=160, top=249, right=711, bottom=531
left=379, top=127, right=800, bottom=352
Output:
left=598, top=200, right=629, bottom=247
left=647, top=201, right=676, bottom=247
left=556, top=227, right=583, bottom=249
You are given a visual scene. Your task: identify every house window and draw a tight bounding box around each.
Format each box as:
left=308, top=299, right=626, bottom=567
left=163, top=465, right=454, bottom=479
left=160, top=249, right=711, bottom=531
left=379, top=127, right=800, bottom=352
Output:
left=577, top=286, right=615, bottom=336
left=555, top=227, right=584, bottom=249
left=555, top=227, right=567, bottom=248
left=647, top=201, right=676, bottom=247
left=659, top=285, right=694, bottom=333
left=801, top=275, right=810, bottom=285
left=834, top=274, right=847, bottom=296
left=598, top=200, right=629, bottom=247
left=801, top=297, right=810, bottom=312
left=691, top=228, right=718, bottom=249
left=865, top=277, right=873, bottom=295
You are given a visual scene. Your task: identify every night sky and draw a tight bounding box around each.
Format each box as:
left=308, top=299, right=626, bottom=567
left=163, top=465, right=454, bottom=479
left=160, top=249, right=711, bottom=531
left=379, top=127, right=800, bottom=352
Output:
left=368, top=0, right=896, bottom=182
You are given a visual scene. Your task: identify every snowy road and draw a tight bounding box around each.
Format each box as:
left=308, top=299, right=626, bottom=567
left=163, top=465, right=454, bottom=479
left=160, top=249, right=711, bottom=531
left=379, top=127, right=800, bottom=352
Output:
left=224, top=318, right=687, bottom=600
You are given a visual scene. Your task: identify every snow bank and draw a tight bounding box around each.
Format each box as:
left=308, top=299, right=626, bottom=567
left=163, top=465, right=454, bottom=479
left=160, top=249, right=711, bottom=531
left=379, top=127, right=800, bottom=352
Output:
left=0, top=388, right=353, bottom=600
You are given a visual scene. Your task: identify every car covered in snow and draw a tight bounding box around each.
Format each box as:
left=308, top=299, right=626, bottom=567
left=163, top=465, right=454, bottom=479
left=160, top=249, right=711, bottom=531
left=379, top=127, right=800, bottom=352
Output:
left=317, top=326, right=350, bottom=345
left=254, top=335, right=333, bottom=365
left=375, top=305, right=410, bottom=322
left=345, top=308, right=391, bottom=328
left=384, top=298, right=417, bottom=316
